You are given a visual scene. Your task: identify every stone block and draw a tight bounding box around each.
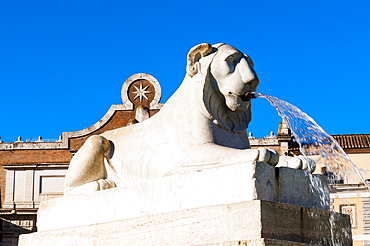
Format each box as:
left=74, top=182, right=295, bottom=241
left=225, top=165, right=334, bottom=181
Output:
left=36, top=162, right=329, bottom=231
left=302, top=207, right=352, bottom=245
left=260, top=201, right=302, bottom=242
left=19, top=200, right=351, bottom=246
left=278, top=168, right=329, bottom=210
left=196, top=239, right=320, bottom=245
left=37, top=161, right=277, bottom=231
left=308, top=174, right=330, bottom=210
left=278, top=167, right=309, bottom=206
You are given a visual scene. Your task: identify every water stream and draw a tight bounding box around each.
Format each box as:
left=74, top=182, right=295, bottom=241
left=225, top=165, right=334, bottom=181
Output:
left=251, top=92, right=370, bottom=191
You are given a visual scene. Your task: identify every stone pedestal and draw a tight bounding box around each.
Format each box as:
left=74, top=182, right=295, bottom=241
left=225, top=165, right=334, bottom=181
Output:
left=18, top=162, right=351, bottom=245
left=19, top=200, right=351, bottom=245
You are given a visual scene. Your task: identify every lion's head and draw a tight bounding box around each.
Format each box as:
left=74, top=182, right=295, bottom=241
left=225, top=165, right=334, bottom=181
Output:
left=186, top=43, right=259, bottom=132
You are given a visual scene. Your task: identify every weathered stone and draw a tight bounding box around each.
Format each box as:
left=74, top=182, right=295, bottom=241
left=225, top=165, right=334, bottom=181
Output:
left=196, top=239, right=320, bottom=245
left=37, top=162, right=276, bottom=231
left=308, top=174, right=330, bottom=210
left=261, top=201, right=303, bottom=242
left=35, top=162, right=329, bottom=232
left=278, top=167, right=309, bottom=207
left=302, top=206, right=352, bottom=245
left=278, top=168, right=330, bottom=210
left=19, top=200, right=351, bottom=246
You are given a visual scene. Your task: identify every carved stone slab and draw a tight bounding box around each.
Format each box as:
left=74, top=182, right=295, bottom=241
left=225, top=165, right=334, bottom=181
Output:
left=36, top=162, right=329, bottom=232
left=19, top=200, right=351, bottom=246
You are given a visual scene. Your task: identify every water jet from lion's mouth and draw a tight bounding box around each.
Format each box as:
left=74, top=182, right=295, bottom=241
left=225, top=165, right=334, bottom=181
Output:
left=249, top=91, right=370, bottom=191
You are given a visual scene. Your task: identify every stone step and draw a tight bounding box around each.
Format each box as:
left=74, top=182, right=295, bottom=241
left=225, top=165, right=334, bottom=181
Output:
left=19, top=200, right=351, bottom=246
left=194, top=238, right=319, bottom=246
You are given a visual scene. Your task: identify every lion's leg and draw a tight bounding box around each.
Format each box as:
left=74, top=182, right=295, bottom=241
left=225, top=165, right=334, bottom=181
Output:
left=64, top=135, right=116, bottom=194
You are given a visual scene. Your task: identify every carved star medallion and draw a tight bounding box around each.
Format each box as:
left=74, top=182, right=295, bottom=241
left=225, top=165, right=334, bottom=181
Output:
left=132, top=83, right=152, bottom=102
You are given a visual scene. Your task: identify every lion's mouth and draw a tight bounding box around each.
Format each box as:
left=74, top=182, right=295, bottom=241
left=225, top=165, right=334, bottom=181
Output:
left=225, top=92, right=254, bottom=113
left=239, top=92, right=256, bottom=102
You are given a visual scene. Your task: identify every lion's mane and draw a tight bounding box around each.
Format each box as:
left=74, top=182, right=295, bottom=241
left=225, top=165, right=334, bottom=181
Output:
left=202, top=72, right=252, bottom=132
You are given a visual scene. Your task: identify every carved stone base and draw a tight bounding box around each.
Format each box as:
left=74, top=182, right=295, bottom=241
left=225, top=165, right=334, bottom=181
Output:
left=36, top=162, right=329, bottom=232
left=19, top=200, right=351, bottom=246
left=19, top=162, right=347, bottom=245
left=197, top=239, right=319, bottom=245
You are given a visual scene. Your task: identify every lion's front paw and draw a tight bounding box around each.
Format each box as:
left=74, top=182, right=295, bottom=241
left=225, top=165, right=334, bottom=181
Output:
left=257, top=147, right=279, bottom=166
left=276, top=155, right=316, bottom=173
left=64, top=179, right=117, bottom=195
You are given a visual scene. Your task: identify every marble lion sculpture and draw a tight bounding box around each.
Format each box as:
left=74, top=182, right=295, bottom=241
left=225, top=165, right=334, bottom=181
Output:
left=64, top=43, right=311, bottom=194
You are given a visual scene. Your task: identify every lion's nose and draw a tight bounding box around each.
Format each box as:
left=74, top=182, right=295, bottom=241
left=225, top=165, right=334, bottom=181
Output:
left=246, top=77, right=259, bottom=90
left=239, top=58, right=259, bottom=88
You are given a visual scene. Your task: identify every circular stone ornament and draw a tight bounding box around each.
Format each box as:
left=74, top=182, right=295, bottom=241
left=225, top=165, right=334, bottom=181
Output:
left=121, top=73, right=162, bottom=110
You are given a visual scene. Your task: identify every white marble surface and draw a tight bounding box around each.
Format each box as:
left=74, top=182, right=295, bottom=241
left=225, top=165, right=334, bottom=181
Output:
left=20, top=200, right=352, bottom=246
left=40, top=162, right=328, bottom=232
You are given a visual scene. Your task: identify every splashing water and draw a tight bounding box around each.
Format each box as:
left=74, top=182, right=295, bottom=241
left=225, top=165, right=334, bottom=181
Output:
left=251, top=92, right=370, bottom=191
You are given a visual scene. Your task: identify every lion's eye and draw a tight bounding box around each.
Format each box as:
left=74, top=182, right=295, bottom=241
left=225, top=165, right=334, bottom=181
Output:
left=226, top=55, right=236, bottom=64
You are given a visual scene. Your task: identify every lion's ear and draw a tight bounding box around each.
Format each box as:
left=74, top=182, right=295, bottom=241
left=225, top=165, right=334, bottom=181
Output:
left=187, top=43, right=213, bottom=77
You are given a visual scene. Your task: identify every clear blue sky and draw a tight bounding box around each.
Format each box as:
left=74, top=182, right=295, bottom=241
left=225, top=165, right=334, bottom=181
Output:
left=1, top=1, right=369, bottom=142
